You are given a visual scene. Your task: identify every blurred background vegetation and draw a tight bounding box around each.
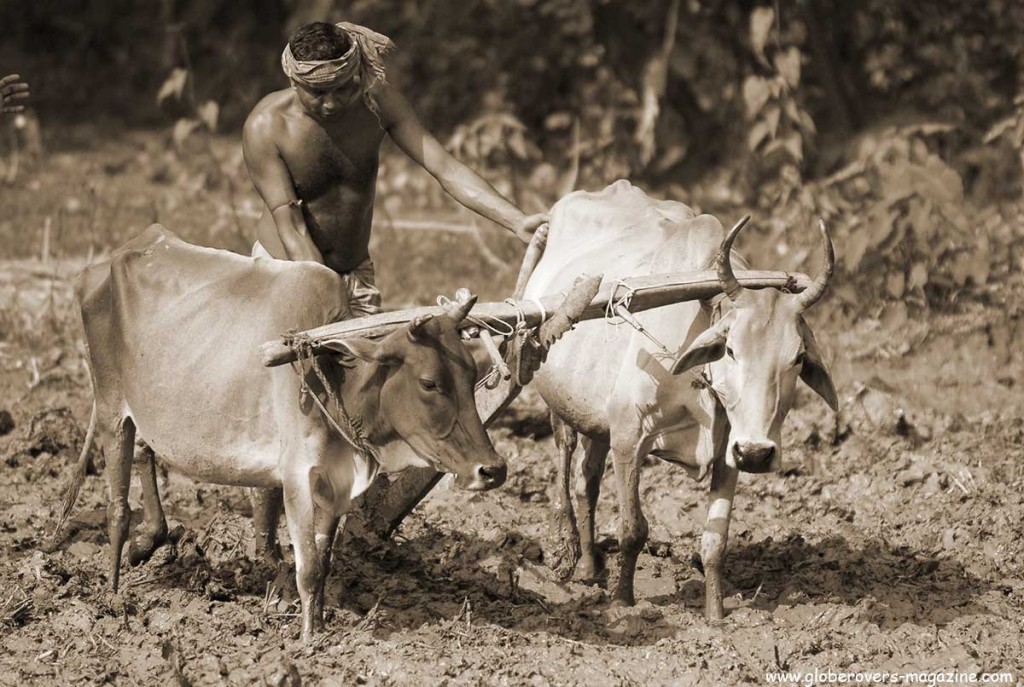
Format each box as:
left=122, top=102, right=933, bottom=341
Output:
left=2, top=0, right=1023, bottom=323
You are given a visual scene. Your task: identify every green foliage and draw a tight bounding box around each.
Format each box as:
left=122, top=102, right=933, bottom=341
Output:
left=764, top=123, right=1019, bottom=317
left=984, top=92, right=1024, bottom=199
left=742, top=5, right=816, bottom=212
left=156, top=68, right=221, bottom=149
left=985, top=94, right=1024, bottom=150
left=6, top=0, right=1023, bottom=150
left=448, top=112, right=541, bottom=172
left=828, top=126, right=981, bottom=298
left=852, top=1, right=1024, bottom=126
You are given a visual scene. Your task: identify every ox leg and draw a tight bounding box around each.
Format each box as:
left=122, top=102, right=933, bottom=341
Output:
left=106, top=418, right=135, bottom=592
left=702, top=455, right=738, bottom=621
left=251, top=487, right=284, bottom=564
left=549, top=413, right=581, bottom=580
left=313, top=509, right=341, bottom=625
left=127, top=442, right=168, bottom=566
left=611, top=447, right=647, bottom=606
left=576, top=438, right=609, bottom=583
left=282, top=477, right=324, bottom=642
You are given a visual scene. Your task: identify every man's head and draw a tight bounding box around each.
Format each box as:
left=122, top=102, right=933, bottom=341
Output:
left=284, top=22, right=363, bottom=118
left=282, top=21, right=395, bottom=121
left=289, top=22, right=352, bottom=62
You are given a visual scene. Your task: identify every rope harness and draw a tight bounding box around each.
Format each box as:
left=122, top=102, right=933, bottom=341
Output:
left=604, top=279, right=672, bottom=355
left=435, top=294, right=549, bottom=391
left=780, top=273, right=798, bottom=294
left=503, top=297, right=547, bottom=329
left=284, top=330, right=379, bottom=461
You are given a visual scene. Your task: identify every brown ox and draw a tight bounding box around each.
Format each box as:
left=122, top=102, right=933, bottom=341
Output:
left=523, top=181, right=836, bottom=618
left=72, top=225, right=506, bottom=640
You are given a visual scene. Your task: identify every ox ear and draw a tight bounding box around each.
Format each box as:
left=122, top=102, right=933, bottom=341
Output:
left=670, top=314, right=733, bottom=375
left=321, top=337, right=399, bottom=367
left=798, top=319, right=839, bottom=411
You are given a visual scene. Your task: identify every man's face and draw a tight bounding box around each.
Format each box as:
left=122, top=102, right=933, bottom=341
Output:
left=293, top=75, right=363, bottom=119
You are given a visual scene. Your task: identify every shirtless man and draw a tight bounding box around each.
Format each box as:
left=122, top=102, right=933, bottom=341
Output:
left=243, top=21, right=546, bottom=313
left=240, top=21, right=547, bottom=559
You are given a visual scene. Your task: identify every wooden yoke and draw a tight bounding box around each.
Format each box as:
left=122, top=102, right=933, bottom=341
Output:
left=260, top=269, right=813, bottom=368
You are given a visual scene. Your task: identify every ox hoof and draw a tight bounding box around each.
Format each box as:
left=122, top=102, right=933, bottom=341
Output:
left=127, top=527, right=169, bottom=566
left=705, top=604, right=726, bottom=623
left=546, top=539, right=581, bottom=582
left=256, top=546, right=284, bottom=568
left=573, top=552, right=607, bottom=585
left=610, top=595, right=636, bottom=609
left=611, top=582, right=636, bottom=608
left=703, top=593, right=727, bottom=622
left=267, top=564, right=298, bottom=612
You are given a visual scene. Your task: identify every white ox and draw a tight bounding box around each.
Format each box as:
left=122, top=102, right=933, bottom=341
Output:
left=73, top=225, right=507, bottom=640
left=523, top=180, right=837, bottom=618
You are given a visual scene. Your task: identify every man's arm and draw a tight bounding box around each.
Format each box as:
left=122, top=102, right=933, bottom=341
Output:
left=242, top=113, right=323, bottom=262
left=377, top=84, right=547, bottom=244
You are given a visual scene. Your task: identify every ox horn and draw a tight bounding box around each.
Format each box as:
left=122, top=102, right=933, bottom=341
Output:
left=796, top=219, right=835, bottom=311
left=718, top=215, right=751, bottom=303
left=448, top=293, right=478, bottom=323
left=407, top=314, right=434, bottom=342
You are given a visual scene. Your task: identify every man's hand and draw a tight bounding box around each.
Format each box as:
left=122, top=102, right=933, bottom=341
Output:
left=514, top=213, right=550, bottom=244
left=1, top=74, right=30, bottom=114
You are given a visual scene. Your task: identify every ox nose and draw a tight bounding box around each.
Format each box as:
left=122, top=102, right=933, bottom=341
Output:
left=732, top=441, right=777, bottom=473
left=471, top=461, right=507, bottom=490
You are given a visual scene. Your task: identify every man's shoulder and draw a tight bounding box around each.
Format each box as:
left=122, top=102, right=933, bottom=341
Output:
left=244, top=90, right=293, bottom=139
left=368, top=80, right=410, bottom=128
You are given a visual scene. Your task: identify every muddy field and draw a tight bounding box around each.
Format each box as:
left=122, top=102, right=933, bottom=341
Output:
left=1, top=133, right=1023, bottom=685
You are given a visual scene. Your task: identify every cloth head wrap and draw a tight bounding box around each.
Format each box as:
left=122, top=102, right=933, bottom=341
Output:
left=281, top=22, right=395, bottom=117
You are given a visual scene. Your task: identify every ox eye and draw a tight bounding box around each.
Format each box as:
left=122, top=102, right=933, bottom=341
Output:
left=725, top=346, right=735, bottom=360
left=794, top=352, right=806, bottom=366
left=419, top=378, right=439, bottom=392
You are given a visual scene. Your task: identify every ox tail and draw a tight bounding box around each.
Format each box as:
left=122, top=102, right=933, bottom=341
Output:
left=47, top=399, right=97, bottom=549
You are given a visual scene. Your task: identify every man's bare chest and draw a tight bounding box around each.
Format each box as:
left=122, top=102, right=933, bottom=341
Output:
left=278, top=117, right=384, bottom=197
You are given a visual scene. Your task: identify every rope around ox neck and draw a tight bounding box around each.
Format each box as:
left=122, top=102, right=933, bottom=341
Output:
left=284, top=330, right=378, bottom=460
